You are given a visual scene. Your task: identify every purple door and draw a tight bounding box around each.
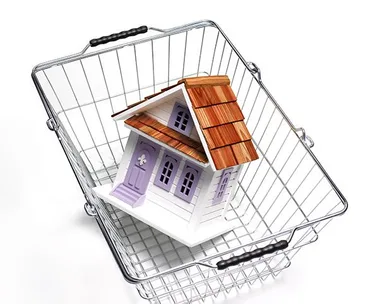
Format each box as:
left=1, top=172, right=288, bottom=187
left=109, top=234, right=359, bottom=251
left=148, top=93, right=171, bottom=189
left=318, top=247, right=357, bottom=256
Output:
left=124, top=137, right=160, bottom=195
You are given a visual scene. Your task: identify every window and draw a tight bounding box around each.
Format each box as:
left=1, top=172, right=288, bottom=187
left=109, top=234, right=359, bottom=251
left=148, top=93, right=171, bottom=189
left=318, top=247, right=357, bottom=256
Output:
left=174, top=110, right=190, bottom=131
left=174, top=162, right=201, bottom=203
left=180, top=171, right=195, bottom=196
left=168, top=102, right=194, bottom=136
left=154, top=151, right=180, bottom=191
left=160, top=161, right=174, bottom=184
left=213, top=168, right=233, bottom=204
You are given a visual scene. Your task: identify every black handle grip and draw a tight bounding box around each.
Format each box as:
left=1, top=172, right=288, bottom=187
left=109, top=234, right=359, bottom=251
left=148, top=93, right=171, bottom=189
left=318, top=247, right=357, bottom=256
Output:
left=216, top=240, right=288, bottom=270
left=89, top=26, right=148, bottom=47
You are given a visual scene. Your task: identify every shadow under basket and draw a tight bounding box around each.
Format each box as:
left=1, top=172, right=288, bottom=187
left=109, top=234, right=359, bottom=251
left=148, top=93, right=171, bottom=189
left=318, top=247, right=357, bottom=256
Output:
left=32, top=20, right=347, bottom=303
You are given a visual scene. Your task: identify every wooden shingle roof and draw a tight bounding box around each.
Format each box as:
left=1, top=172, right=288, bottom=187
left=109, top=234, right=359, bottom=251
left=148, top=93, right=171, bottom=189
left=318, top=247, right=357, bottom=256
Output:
left=114, top=75, right=258, bottom=170
left=179, top=76, right=258, bottom=170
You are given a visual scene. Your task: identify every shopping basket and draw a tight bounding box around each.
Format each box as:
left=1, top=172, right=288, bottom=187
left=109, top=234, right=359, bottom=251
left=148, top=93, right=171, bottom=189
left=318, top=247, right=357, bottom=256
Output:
left=32, top=20, right=348, bottom=303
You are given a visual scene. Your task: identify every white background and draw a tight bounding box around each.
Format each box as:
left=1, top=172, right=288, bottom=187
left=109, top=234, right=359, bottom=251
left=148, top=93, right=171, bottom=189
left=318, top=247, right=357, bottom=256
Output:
left=1, top=1, right=379, bottom=303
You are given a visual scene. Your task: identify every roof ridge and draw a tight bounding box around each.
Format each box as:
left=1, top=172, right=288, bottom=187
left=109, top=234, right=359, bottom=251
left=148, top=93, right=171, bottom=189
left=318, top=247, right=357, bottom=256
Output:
left=178, top=75, right=230, bottom=88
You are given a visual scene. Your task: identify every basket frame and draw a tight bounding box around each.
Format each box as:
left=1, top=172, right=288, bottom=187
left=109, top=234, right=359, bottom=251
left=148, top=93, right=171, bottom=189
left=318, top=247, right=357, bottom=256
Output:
left=31, top=20, right=348, bottom=302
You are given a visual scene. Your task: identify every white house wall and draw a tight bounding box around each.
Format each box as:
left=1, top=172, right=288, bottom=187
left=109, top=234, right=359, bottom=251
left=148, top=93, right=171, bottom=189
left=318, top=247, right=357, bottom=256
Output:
left=112, top=135, right=240, bottom=230
left=115, top=135, right=206, bottom=223
left=199, top=166, right=241, bottom=225
left=147, top=152, right=204, bottom=222
left=111, top=132, right=138, bottom=190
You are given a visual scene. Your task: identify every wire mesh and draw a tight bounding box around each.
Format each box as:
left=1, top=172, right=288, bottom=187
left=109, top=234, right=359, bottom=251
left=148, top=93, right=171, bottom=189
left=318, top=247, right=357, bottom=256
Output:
left=32, top=21, right=347, bottom=303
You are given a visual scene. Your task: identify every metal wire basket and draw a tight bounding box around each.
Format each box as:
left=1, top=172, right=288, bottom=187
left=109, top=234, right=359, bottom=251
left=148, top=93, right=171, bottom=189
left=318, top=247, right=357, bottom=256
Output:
left=32, top=20, right=348, bottom=303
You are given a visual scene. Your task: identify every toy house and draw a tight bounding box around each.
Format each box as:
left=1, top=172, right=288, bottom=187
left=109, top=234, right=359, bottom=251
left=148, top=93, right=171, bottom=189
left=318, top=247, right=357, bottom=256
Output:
left=94, top=76, right=259, bottom=246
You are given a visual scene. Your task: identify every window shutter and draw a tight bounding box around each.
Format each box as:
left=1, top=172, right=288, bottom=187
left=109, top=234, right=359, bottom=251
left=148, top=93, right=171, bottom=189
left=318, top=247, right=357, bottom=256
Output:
left=174, top=161, right=201, bottom=203
left=213, top=168, right=233, bottom=204
left=168, top=102, right=194, bottom=136
left=154, top=151, right=181, bottom=191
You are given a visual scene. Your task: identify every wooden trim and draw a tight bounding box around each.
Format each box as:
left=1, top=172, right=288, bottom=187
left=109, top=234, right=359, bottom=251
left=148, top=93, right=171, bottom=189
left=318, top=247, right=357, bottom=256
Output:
left=178, top=75, right=230, bottom=88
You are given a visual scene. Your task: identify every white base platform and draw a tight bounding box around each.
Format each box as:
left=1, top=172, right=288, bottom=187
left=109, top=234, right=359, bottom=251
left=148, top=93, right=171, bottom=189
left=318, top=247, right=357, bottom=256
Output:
left=93, top=184, right=236, bottom=247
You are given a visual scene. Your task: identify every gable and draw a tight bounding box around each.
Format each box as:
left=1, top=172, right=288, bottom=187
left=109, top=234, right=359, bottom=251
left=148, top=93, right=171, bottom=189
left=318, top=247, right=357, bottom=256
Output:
left=125, top=113, right=208, bottom=164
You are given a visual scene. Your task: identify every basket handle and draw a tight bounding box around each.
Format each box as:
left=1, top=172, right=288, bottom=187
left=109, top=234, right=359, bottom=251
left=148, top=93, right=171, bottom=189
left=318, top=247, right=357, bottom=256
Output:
left=216, top=240, right=289, bottom=270
left=89, top=26, right=148, bottom=47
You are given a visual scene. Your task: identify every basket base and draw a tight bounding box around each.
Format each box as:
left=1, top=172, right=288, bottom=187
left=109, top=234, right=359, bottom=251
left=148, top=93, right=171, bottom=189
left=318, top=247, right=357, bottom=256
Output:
left=93, top=184, right=236, bottom=247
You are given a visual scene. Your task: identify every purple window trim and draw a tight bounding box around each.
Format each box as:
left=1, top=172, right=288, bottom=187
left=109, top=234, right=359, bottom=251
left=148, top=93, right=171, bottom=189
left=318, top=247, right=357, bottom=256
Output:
left=153, top=150, right=181, bottom=192
left=213, top=168, right=233, bottom=204
left=174, top=161, right=202, bottom=203
left=168, top=102, right=194, bottom=136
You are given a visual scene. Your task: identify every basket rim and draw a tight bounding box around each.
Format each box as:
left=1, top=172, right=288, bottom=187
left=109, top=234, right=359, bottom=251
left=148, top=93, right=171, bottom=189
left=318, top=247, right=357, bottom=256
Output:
left=31, top=19, right=348, bottom=285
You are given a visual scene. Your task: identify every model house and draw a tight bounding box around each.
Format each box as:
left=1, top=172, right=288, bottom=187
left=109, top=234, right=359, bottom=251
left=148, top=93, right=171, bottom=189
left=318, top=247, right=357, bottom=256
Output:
left=93, top=76, right=259, bottom=246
